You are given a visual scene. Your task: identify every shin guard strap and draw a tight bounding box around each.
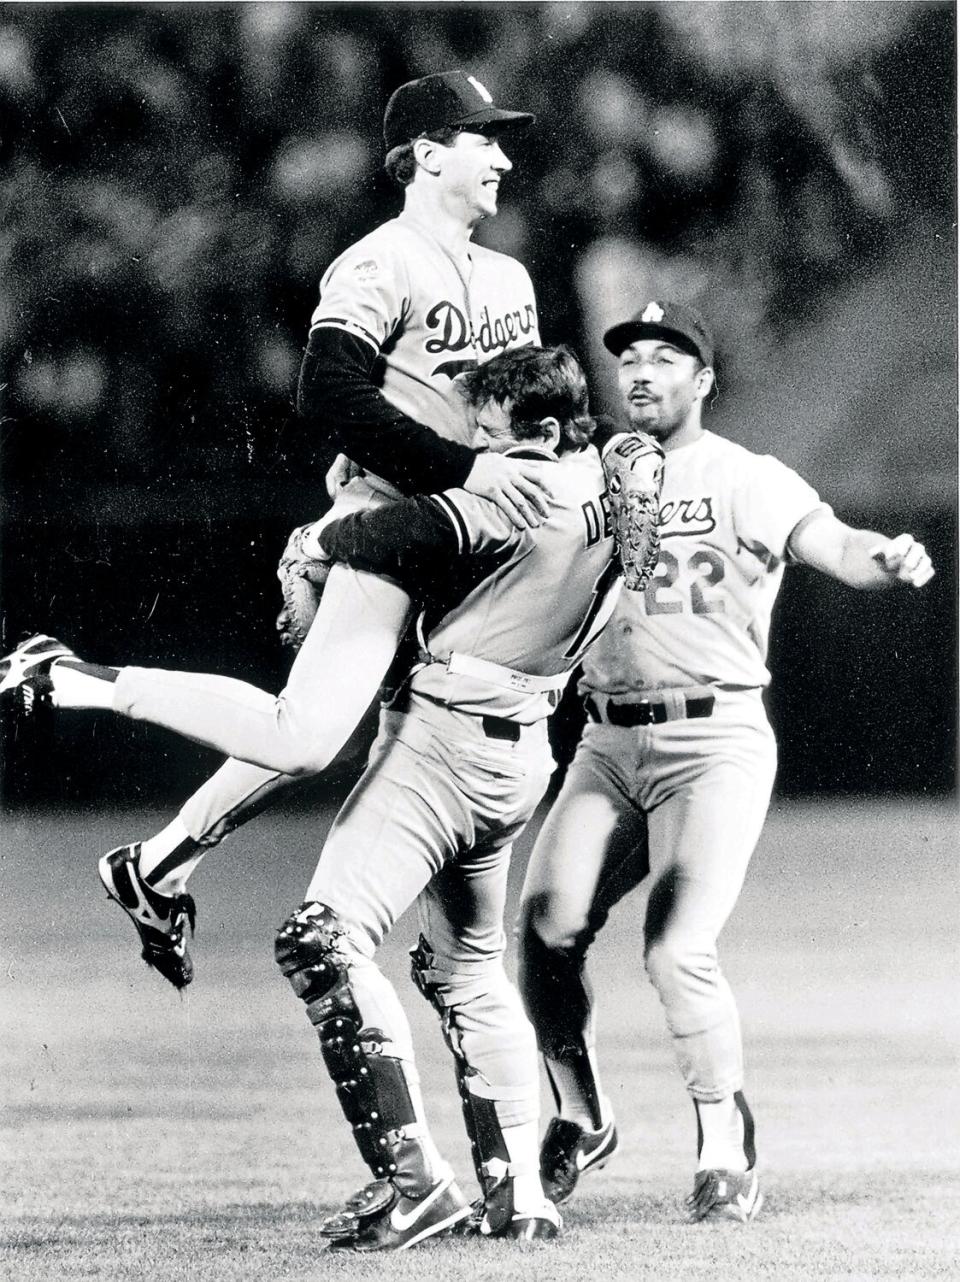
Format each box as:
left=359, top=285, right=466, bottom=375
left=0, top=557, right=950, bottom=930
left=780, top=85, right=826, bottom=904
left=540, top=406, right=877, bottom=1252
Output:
left=411, top=934, right=509, bottom=1191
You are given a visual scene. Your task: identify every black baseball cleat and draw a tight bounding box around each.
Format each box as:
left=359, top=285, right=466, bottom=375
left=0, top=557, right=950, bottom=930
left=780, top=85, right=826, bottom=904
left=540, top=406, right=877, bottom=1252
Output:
left=320, top=1172, right=470, bottom=1252
left=686, top=1167, right=763, bottom=1223
left=0, top=634, right=76, bottom=699
left=99, top=844, right=196, bottom=990
left=477, top=1178, right=562, bottom=1240
left=540, top=1115, right=618, bottom=1204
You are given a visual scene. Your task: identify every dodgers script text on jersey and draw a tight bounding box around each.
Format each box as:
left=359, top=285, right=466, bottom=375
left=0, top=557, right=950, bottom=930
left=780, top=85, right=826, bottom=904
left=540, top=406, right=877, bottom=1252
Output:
left=581, top=430, right=826, bottom=693
left=311, top=212, right=539, bottom=445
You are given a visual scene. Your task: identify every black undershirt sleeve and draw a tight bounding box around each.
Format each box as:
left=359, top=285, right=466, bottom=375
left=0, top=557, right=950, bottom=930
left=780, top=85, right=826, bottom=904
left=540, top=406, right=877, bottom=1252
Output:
left=317, top=495, right=459, bottom=588
left=297, top=327, right=475, bottom=494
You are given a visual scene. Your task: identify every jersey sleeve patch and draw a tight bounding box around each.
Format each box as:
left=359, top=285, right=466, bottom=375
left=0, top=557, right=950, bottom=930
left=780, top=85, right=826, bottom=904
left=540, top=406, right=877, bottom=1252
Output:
left=310, top=234, right=407, bottom=352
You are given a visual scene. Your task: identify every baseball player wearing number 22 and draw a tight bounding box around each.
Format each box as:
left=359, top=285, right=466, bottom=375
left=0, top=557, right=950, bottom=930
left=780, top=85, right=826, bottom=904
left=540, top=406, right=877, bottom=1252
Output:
left=517, top=300, right=935, bottom=1225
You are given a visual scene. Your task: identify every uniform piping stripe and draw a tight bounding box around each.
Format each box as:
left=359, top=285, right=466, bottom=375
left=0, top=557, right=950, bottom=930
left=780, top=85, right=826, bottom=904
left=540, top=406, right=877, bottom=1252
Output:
left=431, top=493, right=469, bottom=554
left=309, top=319, right=380, bottom=354
left=145, top=844, right=196, bottom=889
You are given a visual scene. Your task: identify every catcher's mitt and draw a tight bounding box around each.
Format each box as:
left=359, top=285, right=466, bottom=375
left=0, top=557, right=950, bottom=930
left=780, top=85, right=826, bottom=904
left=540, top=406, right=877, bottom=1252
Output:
left=276, top=523, right=331, bottom=650
left=602, top=432, right=664, bottom=591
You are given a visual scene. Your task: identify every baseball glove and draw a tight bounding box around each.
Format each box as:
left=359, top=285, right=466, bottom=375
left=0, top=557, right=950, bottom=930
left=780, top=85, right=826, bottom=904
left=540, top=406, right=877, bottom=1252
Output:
left=276, top=523, right=331, bottom=651
left=602, top=432, right=664, bottom=591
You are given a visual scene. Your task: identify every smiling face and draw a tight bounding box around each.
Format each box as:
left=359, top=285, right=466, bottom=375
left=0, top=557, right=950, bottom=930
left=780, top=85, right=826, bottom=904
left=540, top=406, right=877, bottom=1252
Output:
left=436, top=129, right=513, bottom=221
left=616, top=338, right=713, bottom=447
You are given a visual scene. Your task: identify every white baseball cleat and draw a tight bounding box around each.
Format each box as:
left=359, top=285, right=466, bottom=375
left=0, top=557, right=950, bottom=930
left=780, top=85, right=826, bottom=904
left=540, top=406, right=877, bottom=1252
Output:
left=0, top=634, right=76, bottom=696
left=686, top=1166, right=763, bottom=1223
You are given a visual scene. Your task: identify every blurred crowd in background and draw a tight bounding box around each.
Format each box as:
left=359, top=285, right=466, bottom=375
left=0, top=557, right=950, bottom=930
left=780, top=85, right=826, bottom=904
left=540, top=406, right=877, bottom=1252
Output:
left=0, top=3, right=955, bottom=803
left=1, top=1, right=954, bottom=500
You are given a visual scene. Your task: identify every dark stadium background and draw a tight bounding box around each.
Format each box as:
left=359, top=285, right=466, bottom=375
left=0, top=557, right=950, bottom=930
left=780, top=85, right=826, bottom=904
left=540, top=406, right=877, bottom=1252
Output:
left=1, top=9, right=958, bottom=1280
left=0, top=1, right=956, bottom=806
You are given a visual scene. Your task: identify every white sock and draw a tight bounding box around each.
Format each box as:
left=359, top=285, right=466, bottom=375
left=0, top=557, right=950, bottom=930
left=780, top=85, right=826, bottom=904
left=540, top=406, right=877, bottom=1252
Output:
left=138, top=818, right=202, bottom=895
left=501, top=1120, right=549, bottom=1212
left=403, top=1074, right=447, bottom=1181
left=50, top=662, right=117, bottom=710
left=697, top=1096, right=748, bottom=1172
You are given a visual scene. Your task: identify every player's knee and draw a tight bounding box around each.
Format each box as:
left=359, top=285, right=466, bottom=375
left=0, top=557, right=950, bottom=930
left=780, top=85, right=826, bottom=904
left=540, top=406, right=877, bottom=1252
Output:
left=265, top=703, right=338, bottom=776
left=275, top=901, right=357, bottom=1006
left=274, top=746, right=334, bottom=778
left=410, top=933, right=506, bottom=1013
left=519, top=891, right=590, bottom=954
left=411, top=935, right=536, bottom=1087
left=644, top=932, right=718, bottom=999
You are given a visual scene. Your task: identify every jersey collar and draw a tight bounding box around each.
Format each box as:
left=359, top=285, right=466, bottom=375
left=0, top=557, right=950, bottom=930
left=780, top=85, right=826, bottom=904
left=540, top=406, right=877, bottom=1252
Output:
left=503, top=445, right=558, bottom=462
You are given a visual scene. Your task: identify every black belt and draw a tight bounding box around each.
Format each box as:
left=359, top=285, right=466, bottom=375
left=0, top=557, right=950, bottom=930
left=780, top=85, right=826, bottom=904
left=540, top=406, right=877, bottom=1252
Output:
left=585, top=693, right=715, bottom=727
left=389, top=688, right=521, bottom=743
left=480, top=715, right=521, bottom=742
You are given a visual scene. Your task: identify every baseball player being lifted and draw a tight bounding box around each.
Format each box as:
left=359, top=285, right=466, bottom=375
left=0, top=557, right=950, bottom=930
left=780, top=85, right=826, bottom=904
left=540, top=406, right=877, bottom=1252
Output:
left=516, top=301, right=935, bottom=1224
left=0, top=71, right=556, bottom=988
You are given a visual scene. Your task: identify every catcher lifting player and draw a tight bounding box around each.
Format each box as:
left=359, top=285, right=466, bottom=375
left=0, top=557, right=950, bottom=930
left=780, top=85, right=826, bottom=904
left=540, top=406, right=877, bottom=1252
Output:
left=2, top=344, right=664, bottom=1252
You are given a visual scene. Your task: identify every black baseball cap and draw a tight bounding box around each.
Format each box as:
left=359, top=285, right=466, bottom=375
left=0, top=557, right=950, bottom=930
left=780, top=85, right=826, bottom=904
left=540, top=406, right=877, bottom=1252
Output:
left=383, top=70, right=535, bottom=150
left=603, top=300, right=715, bottom=367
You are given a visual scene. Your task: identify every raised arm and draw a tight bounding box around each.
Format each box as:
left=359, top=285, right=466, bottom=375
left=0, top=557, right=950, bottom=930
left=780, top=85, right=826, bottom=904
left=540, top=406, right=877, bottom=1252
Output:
left=788, top=510, right=934, bottom=589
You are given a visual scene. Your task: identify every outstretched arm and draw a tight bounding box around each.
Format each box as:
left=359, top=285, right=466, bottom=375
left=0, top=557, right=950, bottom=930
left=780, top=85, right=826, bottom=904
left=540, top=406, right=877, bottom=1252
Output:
left=316, top=495, right=462, bottom=582
left=788, top=510, right=934, bottom=589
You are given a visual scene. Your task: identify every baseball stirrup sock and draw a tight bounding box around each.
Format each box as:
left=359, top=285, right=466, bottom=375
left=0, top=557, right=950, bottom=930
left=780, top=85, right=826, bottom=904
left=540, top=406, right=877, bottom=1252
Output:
left=544, top=1052, right=607, bottom=1131
left=138, top=819, right=204, bottom=895
left=403, top=1068, right=446, bottom=1177
left=501, top=1120, right=546, bottom=1213
left=695, top=1094, right=750, bottom=1172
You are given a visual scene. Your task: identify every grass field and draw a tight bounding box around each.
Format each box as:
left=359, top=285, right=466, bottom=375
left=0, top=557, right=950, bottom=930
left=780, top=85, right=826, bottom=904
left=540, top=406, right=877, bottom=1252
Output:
left=2, top=796, right=958, bottom=1281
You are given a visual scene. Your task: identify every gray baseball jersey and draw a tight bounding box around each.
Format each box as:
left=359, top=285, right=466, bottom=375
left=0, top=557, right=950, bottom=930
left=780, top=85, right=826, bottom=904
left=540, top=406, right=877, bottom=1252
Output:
left=521, top=428, right=827, bottom=1105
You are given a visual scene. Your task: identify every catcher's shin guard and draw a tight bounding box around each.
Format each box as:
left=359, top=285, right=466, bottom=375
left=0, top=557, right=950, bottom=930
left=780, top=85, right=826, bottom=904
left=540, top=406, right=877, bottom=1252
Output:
left=275, top=903, right=432, bottom=1193
left=516, top=912, right=603, bottom=1126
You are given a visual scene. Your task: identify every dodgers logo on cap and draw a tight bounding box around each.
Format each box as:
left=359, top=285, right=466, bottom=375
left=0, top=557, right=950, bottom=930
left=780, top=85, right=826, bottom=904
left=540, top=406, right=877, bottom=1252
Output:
left=383, top=69, right=535, bottom=150
left=602, top=299, right=715, bottom=367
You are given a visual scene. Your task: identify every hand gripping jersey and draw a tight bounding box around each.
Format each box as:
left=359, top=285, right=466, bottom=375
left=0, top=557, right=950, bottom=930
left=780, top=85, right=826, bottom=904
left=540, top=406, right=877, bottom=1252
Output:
left=319, top=446, right=620, bottom=722
left=311, top=210, right=540, bottom=456
left=581, top=430, right=829, bottom=694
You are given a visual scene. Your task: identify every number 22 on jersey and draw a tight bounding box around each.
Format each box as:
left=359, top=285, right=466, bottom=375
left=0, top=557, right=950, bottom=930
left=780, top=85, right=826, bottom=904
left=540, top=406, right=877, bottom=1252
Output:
left=645, top=547, right=727, bottom=615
